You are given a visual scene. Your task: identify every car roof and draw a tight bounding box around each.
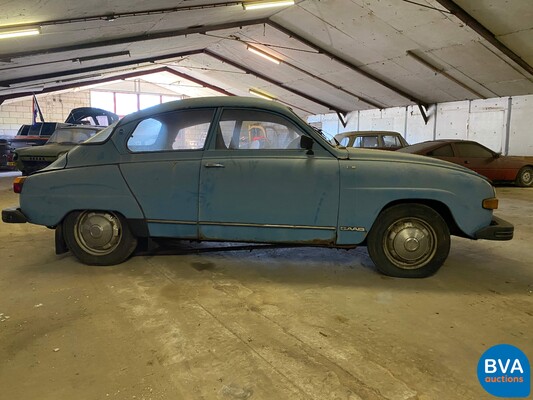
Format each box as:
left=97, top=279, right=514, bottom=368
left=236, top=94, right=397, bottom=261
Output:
left=398, top=139, right=483, bottom=153
left=120, top=96, right=295, bottom=125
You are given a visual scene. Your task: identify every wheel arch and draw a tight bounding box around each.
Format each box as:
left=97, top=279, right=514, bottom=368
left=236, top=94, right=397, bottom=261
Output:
left=55, top=209, right=149, bottom=255
left=377, top=198, right=467, bottom=238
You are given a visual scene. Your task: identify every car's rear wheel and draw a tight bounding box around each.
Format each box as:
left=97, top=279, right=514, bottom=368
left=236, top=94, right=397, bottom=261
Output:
left=367, top=204, right=450, bottom=278
left=516, top=166, right=533, bottom=187
left=63, top=210, right=137, bottom=265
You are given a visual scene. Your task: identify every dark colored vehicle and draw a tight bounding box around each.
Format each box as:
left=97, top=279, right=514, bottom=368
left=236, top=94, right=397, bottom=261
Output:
left=398, top=140, right=533, bottom=187
left=7, top=108, right=119, bottom=168
left=65, top=107, right=119, bottom=126
left=13, top=125, right=101, bottom=175
left=11, top=122, right=60, bottom=147
left=334, top=131, right=408, bottom=150
left=0, top=139, right=11, bottom=169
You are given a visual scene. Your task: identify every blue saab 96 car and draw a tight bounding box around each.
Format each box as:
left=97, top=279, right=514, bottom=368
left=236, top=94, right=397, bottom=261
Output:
left=2, top=97, right=513, bottom=278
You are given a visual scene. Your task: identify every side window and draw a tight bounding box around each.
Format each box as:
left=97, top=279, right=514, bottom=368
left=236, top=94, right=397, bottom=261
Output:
left=127, top=109, right=214, bottom=152
left=428, top=144, right=454, bottom=157
left=456, top=143, right=493, bottom=158
left=217, top=109, right=304, bottom=150
left=353, top=136, right=378, bottom=148
left=340, top=137, right=349, bottom=147
left=382, top=135, right=400, bottom=148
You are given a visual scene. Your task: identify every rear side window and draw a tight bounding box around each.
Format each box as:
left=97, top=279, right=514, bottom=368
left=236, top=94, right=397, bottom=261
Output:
left=382, top=135, right=401, bottom=148
left=127, top=109, right=215, bottom=152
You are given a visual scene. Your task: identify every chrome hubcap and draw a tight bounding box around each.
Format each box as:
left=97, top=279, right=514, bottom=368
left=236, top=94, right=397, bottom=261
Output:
left=384, top=218, right=437, bottom=269
left=522, top=170, right=532, bottom=184
left=74, top=211, right=122, bottom=256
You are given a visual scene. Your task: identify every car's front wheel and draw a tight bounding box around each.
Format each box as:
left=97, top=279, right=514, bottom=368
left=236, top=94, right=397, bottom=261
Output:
left=63, top=211, right=137, bottom=265
left=367, top=204, right=450, bottom=278
left=516, top=166, right=533, bottom=187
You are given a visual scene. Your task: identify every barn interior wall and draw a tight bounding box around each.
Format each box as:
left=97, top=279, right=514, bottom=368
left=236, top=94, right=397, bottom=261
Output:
left=2, top=90, right=532, bottom=157
left=309, top=94, right=533, bottom=156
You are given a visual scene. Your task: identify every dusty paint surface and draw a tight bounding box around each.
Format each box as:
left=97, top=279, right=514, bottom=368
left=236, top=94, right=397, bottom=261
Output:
left=0, top=173, right=531, bottom=399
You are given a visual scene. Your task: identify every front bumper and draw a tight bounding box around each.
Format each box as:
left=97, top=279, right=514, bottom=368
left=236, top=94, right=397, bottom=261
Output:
left=474, top=216, right=514, bottom=241
left=2, top=207, right=28, bottom=224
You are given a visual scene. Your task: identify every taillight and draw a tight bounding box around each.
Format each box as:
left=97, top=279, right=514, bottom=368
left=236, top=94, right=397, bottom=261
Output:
left=13, top=176, right=26, bottom=193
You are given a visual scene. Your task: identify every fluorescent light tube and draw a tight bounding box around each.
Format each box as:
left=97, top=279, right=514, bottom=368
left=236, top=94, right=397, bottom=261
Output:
left=249, top=88, right=276, bottom=100
left=0, top=26, right=40, bottom=40
left=243, top=0, right=295, bottom=11
left=247, top=46, right=281, bottom=64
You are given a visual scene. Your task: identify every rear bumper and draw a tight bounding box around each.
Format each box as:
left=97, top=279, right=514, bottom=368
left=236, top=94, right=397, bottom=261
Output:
left=474, top=216, right=514, bottom=241
left=2, top=207, right=28, bottom=224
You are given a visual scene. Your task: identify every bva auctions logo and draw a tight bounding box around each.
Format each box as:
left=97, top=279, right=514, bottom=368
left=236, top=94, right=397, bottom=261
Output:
left=477, top=344, right=530, bottom=398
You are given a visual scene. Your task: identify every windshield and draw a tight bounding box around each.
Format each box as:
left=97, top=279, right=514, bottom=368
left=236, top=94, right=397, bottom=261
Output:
left=47, top=127, right=100, bottom=144
left=81, top=122, right=118, bottom=144
left=310, top=126, right=337, bottom=147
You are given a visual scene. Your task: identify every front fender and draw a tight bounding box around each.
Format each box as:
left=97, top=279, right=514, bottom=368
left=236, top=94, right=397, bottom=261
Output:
left=20, top=165, right=144, bottom=227
left=337, top=159, right=495, bottom=245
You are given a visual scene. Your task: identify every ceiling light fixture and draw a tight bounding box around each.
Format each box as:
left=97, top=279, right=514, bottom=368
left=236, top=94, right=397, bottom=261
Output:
left=73, top=51, right=131, bottom=63
left=242, top=0, right=295, bottom=11
left=0, top=26, right=40, bottom=40
left=247, top=46, right=281, bottom=64
left=249, top=88, right=276, bottom=100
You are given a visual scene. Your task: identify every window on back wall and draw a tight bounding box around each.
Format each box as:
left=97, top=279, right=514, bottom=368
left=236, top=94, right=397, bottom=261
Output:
left=115, top=93, right=138, bottom=116
left=90, top=91, right=182, bottom=117
left=90, top=92, right=114, bottom=113
left=139, top=94, right=160, bottom=110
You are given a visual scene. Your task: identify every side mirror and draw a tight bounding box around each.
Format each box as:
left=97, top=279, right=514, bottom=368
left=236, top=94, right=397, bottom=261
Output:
left=300, top=135, right=314, bottom=155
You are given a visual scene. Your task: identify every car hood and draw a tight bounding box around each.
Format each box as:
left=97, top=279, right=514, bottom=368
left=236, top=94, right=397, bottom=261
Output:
left=17, top=143, right=76, bottom=157
left=505, top=155, right=533, bottom=163
left=343, top=147, right=487, bottom=179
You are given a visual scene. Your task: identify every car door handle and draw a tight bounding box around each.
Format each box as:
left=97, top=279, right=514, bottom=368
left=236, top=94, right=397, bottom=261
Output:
left=204, top=163, right=225, bottom=168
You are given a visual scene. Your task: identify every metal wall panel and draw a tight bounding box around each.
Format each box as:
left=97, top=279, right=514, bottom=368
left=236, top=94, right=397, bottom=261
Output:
left=436, top=101, right=469, bottom=139
left=508, top=96, right=533, bottom=156
left=310, top=95, right=533, bottom=156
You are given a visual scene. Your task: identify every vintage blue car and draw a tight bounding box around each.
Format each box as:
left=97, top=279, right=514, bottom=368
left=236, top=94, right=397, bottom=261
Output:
left=2, top=97, right=513, bottom=277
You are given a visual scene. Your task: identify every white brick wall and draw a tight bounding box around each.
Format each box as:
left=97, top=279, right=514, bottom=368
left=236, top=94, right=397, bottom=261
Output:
left=0, top=91, right=90, bottom=137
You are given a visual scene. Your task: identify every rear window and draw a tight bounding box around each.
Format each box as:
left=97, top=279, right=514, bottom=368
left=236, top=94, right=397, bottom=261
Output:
left=82, top=122, right=117, bottom=144
left=382, top=135, right=401, bottom=148
left=428, top=144, right=454, bottom=157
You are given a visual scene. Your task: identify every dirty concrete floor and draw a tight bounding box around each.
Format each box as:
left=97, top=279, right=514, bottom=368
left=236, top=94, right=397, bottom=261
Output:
left=0, top=172, right=531, bottom=400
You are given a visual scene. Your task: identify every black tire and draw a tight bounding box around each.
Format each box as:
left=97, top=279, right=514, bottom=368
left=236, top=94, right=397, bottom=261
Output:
left=367, top=204, right=450, bottom=278
left=63, top=210, right=137, bottom=266
left=516, top=166, right=533, bottom=187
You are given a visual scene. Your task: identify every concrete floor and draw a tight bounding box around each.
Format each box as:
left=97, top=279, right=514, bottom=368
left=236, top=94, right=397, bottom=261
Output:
left=0, top=171, right=531, bottom=400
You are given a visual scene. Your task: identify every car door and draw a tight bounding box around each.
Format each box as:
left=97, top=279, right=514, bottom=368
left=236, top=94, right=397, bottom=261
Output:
left=119, top=108, right=215, bottom=238
left=198, top=108, right=340, bottom=244
left=453, top=142, right=505, bottom=181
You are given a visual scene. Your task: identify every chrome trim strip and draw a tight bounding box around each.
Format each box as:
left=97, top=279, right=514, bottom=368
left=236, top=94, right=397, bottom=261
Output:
left=146, top=219, right=197, bottom=225
left=146, top=219, right=335, bottom=231
left=200, top=221, right=335, bottom=230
